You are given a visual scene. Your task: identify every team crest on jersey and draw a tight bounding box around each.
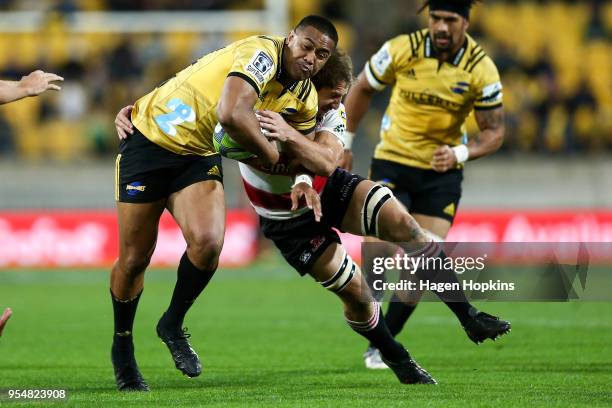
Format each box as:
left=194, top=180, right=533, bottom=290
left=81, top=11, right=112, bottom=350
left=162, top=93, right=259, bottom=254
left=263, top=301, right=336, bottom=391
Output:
left=451, top=81, right=470, bottom=95
left=246, top=51, right=274, bottom=85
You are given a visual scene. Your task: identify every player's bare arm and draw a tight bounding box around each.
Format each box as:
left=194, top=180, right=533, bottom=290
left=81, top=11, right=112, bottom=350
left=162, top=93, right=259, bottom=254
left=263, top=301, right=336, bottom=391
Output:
left=431, top=107, right=505, bottom=173
left=258, top=110, right=343, bottom=176
left=217, top=77, right=280, bottom=166
left=341, top=72, right=378, bottom=170
left=470, top=106, right=505, bottom=159
left=0, top=70, right=63, bottom=104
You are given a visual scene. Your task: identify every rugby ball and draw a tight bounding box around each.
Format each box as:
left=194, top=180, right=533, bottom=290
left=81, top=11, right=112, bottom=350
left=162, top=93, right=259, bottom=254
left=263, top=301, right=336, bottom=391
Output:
left=212, top=122, right=255, bottom=161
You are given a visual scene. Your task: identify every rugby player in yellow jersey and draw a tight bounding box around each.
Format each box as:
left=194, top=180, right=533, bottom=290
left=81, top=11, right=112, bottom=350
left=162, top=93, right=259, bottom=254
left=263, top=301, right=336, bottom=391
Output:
left=110, top=15, right=337, bottom=391
left=343, top=0, right=510, bottom=368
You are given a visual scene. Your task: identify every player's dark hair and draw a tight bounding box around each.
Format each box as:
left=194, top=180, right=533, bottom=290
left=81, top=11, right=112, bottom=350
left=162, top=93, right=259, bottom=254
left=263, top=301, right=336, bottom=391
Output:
left=418, top=0, right=482, bottom=19
left=311, top=48, right=353, bottom=90
left=295, top=15, right=338, bottom=46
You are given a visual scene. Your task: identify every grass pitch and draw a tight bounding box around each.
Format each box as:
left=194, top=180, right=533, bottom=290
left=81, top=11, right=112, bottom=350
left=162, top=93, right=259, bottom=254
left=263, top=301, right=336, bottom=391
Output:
left=1, top=256, right=611, bottom=407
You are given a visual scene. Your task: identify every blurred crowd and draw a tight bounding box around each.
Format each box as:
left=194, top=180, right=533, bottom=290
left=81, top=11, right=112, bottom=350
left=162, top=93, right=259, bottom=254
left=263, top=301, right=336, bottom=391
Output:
left=0, top=0, right=609, bottom=161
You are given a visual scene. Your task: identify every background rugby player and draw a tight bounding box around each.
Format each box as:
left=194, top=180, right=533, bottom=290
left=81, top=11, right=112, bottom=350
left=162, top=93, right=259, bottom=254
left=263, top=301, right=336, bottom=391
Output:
left=110, top=15, right=337, bottom=391
left=343, top=0, right=509, bottom=368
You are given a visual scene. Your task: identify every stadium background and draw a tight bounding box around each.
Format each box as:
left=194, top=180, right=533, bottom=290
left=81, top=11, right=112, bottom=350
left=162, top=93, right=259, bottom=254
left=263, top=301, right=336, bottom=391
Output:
left=0, top=0, right=610, bottom=268
left=0, top=2, right=611, bottom=406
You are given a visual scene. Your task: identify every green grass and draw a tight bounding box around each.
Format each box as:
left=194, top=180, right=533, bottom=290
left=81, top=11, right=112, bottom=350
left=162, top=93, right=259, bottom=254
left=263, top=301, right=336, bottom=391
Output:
left=1, top=256, right=611, bottom=407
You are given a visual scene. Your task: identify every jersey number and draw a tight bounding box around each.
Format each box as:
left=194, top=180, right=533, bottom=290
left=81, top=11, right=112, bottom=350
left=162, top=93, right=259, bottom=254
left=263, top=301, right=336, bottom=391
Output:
left=154, top=98, right=196, bottom=136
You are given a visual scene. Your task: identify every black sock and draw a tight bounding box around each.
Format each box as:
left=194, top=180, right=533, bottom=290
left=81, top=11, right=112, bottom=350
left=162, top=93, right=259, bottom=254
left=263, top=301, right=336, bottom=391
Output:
left=161, top=252, right=216, bottom=330
left=111, top=289, right=142, bottom=357
left=407, top=242, right=474, bottom=326
left=347, top=306, right=410, bottom=363
left=385, top=295, right=417, bottom=337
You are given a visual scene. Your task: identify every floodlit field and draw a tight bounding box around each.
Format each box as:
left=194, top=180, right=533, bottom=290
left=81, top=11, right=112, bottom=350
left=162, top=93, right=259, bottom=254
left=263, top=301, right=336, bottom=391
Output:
left=1, top=255, right=611, bottom=407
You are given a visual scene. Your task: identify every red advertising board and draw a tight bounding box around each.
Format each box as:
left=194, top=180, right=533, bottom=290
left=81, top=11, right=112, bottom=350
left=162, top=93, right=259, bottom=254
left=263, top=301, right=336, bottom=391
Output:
left=0, top=210, right=258, bottom=268
left=1, top=209, right=611, bottom=268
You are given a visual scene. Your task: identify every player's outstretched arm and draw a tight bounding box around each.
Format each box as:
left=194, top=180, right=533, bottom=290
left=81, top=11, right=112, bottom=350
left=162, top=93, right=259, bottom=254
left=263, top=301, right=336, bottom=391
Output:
left=0, top=70, right=63, bottom=105
left=341, top=71, right=378, bottom=171
left=217, top=77, right=279, bottom=167
left=431, top=107, right=505, bottom=173
left=258, top=110, right=343, bottom=176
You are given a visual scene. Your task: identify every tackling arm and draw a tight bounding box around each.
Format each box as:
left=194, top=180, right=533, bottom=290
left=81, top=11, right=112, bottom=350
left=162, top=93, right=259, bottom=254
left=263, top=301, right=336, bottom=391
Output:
left=287, top=130, right=344, bottom=176
left=217, top=76, right=279, bottom=166
left=257, top=110, right=343, bottom=176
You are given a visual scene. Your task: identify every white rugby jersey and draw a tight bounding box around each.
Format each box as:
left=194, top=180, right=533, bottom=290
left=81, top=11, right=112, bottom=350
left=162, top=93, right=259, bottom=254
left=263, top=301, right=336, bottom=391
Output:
left=240, top=104, right=347, bottom=220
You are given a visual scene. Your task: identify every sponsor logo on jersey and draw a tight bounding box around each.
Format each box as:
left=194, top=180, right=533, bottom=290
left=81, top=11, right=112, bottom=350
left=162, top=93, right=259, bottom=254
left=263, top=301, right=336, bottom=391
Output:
left=246, top=50, right=274, bottom=85
left=126, top=182, right=146, bottom=196
left=400, top=90, right=463, bottom=111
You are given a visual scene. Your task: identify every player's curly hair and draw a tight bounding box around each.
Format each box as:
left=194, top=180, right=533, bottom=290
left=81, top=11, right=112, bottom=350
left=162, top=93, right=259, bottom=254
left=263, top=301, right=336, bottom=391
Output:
left=418, top=0, right=483, bottom=15
left=311, top=48, right=353, bottom=90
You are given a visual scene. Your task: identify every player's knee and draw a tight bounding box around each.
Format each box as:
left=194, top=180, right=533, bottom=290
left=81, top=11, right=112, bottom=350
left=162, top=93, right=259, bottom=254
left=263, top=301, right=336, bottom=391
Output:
left=186, top=231, right=223, bottom=271
left=119, top=252, right=151, bottom=277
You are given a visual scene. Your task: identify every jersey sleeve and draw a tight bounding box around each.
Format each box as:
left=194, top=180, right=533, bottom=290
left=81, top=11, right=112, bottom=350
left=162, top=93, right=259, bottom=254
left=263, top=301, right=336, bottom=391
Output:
left=285, top=81, right=318, bottom=134
left=365, top=35, right=413, bottom=91
left=316, top=104, right=347, bottom=146
left=472, top=56, right=503, bottom=110
left=228, top=37, right=279, bottom=96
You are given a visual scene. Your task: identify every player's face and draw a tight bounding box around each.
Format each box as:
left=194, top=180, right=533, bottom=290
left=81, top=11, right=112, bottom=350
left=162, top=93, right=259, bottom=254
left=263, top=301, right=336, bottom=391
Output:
left=317, top=81, right=349, bottom=114
left=428, top=10, right=469, bottom=52
left=285, top=26, right=335, bottom=81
